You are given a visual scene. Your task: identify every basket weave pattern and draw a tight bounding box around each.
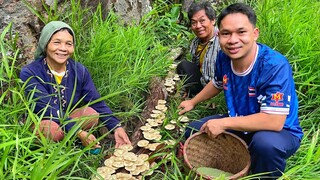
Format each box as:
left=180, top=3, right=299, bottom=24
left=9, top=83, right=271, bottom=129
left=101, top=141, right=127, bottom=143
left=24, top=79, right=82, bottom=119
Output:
left=184, top=132, right=250, bottom=179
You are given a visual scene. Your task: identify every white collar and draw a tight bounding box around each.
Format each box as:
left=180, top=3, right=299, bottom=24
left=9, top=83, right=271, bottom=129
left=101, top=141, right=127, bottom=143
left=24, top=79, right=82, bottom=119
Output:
left=232, top=44, right=259, bottom=76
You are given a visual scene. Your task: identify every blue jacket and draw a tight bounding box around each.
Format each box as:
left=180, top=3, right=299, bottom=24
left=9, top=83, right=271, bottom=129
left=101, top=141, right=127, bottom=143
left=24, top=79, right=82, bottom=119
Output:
left=20, top=57, right=120, bottom=132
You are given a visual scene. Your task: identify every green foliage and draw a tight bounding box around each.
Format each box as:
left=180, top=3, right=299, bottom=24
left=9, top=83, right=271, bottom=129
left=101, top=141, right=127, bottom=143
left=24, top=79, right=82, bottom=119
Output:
left=256, top=0, right=320, bottom=179
left=257, top=0, right=320, bottom=97
left=78, top=10, right=172, bottom=120
left=143, top=1, right=192, bottom=47
left=22, top=0, right=69, bottom=23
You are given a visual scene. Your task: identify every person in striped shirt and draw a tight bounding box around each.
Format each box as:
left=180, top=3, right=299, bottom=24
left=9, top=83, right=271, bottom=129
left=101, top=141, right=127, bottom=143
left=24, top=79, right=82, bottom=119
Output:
left=177, top=1, right=220, bottom=98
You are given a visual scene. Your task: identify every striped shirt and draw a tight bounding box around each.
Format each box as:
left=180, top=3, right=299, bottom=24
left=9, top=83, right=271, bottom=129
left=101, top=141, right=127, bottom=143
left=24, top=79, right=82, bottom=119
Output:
left=190, top=27, right=220, bottom=86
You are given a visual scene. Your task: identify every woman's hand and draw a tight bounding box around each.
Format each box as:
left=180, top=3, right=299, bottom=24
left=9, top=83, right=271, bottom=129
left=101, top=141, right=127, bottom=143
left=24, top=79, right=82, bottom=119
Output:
left=77, top=130, right=101, bottom=148
left=114, top=127, right=131, bottom=148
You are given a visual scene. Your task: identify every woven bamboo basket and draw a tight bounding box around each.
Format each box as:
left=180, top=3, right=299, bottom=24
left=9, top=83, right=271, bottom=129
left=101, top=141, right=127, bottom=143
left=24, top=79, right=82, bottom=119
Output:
left=183, top=132, right=250, bottom=179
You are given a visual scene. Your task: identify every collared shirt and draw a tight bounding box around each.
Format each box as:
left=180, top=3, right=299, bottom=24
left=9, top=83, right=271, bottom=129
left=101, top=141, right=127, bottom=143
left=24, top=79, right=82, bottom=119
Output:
left=213, top=43, right=303, bottom=140
left=190, top=27, right=220, bottom=86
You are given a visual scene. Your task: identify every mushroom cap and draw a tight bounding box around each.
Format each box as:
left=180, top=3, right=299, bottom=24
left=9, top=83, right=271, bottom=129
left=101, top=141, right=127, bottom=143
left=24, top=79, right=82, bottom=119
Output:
left=146, top=121, right=158, bottom=127
left=157, top=99, right=167, bottom=105
left=103, top=157, right=115, bottom=167
left=155, top=118, right=164, bottom=124
left=143, top=132, right=157, bottom=140
left=164, top=82, right=174, bottom=87
left=164, top=139, right=176, bottom=145
left=155, top=105, right=168, bottom=112
left=138, top=153, right=149, bottom=161
left=170, top=120, right=177, bottom=124
left=140, top=125, right=152, bottom=131
left=116, top=172, right=132, bottom=179
left=97, top=166, right=115, bottom=175
left=147, top=142, right=161, bottom=151
left=135, top=158, right=145, bottom=166
left=173, top=76, right=180, bottom=81
left=112, top=161, right=124, bottom=168
left=154, top=134, right=162, bottom=141
left=169, top=63, right=177, bottom=69
left=123, top=152, right=138, bottom=162
left=152, top=109, right=164, bottom=114
left=124, top=159, right=135, bottom=167
left=164, top=124, right=175, bottom=130
left=118, top=144, right=133, bottom=151
left=150, top=113, right=160, bottom=118
left=125, top=164, right=136, bottom=171
left=137, top=140, right=149, bottom=147
left=114, top=148, right=126, bottom=157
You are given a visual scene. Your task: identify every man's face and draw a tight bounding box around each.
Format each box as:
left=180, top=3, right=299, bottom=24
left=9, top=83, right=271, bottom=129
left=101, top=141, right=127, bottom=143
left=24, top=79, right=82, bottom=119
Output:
left=191, top=9, right=215, bottom=43
left=218, top=13, right=259, bottom=61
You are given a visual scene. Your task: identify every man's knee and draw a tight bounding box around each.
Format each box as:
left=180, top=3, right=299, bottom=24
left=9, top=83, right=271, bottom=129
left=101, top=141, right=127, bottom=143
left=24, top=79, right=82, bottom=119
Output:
left=184, top=125, right=199, bottom=139
left=249, top=131, right=283, bottom=157
left=176, top=60, right=190, bottom=72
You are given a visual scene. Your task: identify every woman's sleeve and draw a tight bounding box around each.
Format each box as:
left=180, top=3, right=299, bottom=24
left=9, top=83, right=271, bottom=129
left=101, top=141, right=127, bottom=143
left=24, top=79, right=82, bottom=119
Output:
left=20, top=67, right=62, bottom=124
left=80, top=67, right=121, bottom=131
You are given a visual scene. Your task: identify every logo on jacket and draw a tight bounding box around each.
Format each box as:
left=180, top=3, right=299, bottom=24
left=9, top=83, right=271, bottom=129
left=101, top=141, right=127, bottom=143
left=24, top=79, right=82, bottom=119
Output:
left=223, top=74, right=228, bottom=90
left=248, top=86, right=256, bottom=97
left=270, top=92, right=284, bottom=106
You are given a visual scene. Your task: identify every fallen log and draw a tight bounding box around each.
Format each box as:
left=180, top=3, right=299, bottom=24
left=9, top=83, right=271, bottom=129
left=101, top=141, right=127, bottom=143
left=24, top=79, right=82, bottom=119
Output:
left=130, top=76, right=168, bottom=147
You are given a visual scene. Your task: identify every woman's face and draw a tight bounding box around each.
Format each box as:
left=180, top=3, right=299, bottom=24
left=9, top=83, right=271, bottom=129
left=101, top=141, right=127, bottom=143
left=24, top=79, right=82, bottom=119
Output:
left=190, top=9, right=215, bottom=43
left=46, top=29, right=74, bottom=70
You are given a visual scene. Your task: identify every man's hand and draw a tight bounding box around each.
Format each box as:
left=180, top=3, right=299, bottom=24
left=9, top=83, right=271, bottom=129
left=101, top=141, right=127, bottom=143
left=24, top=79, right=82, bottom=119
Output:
left=77, top=130, right=101, bottom=148
left=114, top=127, right=131, bottom=148
left=178, top=99, right=195, bottom=115
left=200, top=119, right=226, bottom=139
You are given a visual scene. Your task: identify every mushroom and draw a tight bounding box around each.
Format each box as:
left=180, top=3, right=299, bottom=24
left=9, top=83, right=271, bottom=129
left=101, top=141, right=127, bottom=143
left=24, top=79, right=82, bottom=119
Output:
left=137, top=140, right=149, bottom=148
left=164, top=124, right=175, bottom=130
left=178, top=115, right=190, bottom=123
left=157, top=99, right=166, bottom=105
left=118, top=144, right=133, bottom=151
left=114, top=148, right=126, bottom=157
left=169, top=63, right=177, bottom=69
left=123, top=152, right=138, bottom=162
left=140, top=125, right=152, bottom=131
left=152, top=109, right=164, bottom=114
left=138, top=154, right=149, bottom=161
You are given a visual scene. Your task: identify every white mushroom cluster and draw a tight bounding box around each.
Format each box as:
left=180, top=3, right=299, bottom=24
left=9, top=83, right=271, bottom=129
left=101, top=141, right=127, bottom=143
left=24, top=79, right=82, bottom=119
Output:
left=92, top=144, right=154, bottom=180
left=137, top=99, right=168, bottom=151
left=165, top=63, right=181, bottom=94
left=93, top=79, right=192, bottom=179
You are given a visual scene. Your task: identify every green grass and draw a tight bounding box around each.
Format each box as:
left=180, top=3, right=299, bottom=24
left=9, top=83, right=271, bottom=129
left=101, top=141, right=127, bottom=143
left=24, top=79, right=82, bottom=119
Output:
left=0, top=0, right=319, bottom=179
left=256, top=0, right=320, bottom=179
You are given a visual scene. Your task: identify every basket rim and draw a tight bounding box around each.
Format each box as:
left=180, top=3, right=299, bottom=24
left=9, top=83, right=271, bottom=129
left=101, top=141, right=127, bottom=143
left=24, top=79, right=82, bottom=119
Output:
left=183, top=131, right=251, bottom=179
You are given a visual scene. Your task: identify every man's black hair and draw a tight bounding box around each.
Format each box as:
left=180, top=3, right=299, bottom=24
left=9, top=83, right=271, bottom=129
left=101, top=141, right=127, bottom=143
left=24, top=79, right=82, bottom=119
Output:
left=217, top=3, right=256, bottom=28
left=188, top=1, right=216, bottom=21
